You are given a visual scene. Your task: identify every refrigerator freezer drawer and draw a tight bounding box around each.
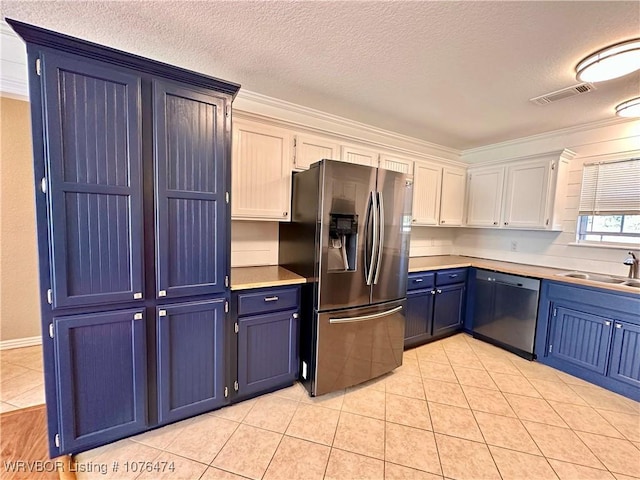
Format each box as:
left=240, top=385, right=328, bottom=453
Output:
left=313, top=299, right=405, bottom=396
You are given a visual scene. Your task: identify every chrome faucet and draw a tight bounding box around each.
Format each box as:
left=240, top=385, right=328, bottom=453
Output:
left=624, top=252, right=639, bottom=279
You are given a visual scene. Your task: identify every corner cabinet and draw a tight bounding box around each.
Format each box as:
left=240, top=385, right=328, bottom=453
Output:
left=10, top=19, right=240, bottom=456
left=536, top=281, right=640, bottom=401
left=465, top=150, right=574, bottom=230
left=232, top=118, right=293, bottom=221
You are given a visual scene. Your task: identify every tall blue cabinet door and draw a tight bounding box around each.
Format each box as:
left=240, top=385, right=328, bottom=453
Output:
left=238, top=310, right=298, bottom=398
left=549, top=306, right=613, bottom=375
left=41, top=52, right=144, bottom=309
left=608, top=321, right=640, bottom=388
left=433, top=284, right=465, bottom=336
left=54, top=308, right=147, bottom=453
left=153, top=81, right=228, bottom=300
left=157, top=298, right=226, bottom=423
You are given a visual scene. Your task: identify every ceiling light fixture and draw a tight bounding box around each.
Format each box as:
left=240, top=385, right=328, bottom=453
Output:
left=615, top=97, right=640, bottom=117
left=576, top=38, right=640, bottom=82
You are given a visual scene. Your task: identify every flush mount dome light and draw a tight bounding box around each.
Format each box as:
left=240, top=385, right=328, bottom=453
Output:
left=576, top=38, right=640, bottom=82
left=615, top=97, right=640, bottom=117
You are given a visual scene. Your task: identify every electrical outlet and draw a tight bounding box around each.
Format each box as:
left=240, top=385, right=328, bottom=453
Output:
left=511, top=240, right=518, bottom=252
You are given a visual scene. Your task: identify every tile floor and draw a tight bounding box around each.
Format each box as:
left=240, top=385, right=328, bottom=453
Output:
left=0, top=345, right=45, bottom=412
left=3, top=335, right=640, bottom=480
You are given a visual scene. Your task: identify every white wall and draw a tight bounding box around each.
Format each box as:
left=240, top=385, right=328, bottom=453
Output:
left=455, top=120, right=640, bottom=276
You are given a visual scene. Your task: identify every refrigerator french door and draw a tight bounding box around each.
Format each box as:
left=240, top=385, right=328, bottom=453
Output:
left=280, top=159, right=413, bottom=396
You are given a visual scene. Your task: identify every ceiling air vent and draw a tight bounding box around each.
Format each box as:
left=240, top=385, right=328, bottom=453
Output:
left=529, top=83, right=596, bottom=105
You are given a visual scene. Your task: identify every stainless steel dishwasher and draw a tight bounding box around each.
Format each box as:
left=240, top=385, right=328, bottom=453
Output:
left=472, top=269, right=541, bottom=359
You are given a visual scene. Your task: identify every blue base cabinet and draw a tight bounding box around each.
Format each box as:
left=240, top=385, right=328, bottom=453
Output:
left=234, top=287, right=300, bottom=400
left=536, top=281, right=640, bottom=401
left=9, top=20, right=240, bottom=456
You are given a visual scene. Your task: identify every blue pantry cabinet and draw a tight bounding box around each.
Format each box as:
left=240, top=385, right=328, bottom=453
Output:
left=9, top=19, right=240, bottom=456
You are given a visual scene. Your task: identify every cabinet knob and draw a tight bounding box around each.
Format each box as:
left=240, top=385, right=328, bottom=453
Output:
left=283, top=212, right=288, bottom=217
left=615, top=323, right=622, bottom=328
left=604, top=321, right=611, bottom=326
left=504, top=222, right=508, bottom=226
left=436, top=289, right=442, bottom=294
left=431, top=290, right=436, bottom=295
left=493, top=221, right=498, bottom=225
left=292, top=313, right=299, bottom=319
left=441, top=220, right=445, bottom=224
left=412, top=219, right=416, bottom=223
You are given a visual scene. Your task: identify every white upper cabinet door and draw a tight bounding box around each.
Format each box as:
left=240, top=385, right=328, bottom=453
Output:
left=439, top=166, right=466, bottom=226
left=294, top=134, right=340, bottom=171
left=379, top=154, right=414, bottom=176
left=466, top=167, right=504, bottom=227
left=232, top=119, right=293, bottom=221
left=412, top=162, right=442, bottom=225
left=502, top=159, right=551, bottom=228
left=340, top=145, right=378, bottom=167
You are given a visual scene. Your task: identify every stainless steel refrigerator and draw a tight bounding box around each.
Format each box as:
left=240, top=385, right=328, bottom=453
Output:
left=280, top=159, right=413, bottom=396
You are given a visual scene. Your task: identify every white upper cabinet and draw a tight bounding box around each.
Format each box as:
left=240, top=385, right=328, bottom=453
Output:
left=379, top=154, right=414, bottom=175
left=293, top=133, right=340, bottom=170
left=465, top=149, right=574, bottom=230
left=439, top=166, right=466, bottom=226
left=232, top=118, right=293, bottom=221
left=341, top=144, right=378, bottom=166
left=412, top=163, right=442, bottom=225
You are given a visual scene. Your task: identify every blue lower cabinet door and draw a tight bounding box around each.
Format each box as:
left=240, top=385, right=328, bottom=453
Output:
left=405, top=290, right=434, bottom=347
left=238, top=310, right=298, bottom=397
left=433, top=284, right=465, bottom=336
left=157, top=299, right=226, bottom=423
left=54, top=308, right=147, bottom=453
left=608, top=321, right=640, bottom=388
left=549, top=306, right=613, bottom=375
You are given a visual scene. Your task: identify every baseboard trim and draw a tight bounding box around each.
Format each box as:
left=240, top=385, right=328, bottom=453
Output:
left=0, top=336, right=42, bottom=350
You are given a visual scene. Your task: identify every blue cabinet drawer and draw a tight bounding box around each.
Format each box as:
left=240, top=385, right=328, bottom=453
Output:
left=407, top=272, right=435, bottom=291
left=436, top=268, right=467, bottom=286
left=237, top=287, right=299, bottom=316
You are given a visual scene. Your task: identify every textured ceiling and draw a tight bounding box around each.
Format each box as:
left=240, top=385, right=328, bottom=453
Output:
left=1, top=1, right=639, bottom=150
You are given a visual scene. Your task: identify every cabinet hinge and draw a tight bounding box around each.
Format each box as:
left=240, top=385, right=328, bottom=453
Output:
left=54, top=433, right=60, bottom=447
left=551, top=162, right=555, bottom=170
left=35, top=58, right=41, bottom=76
left=225, top=276, right=229, bottom=288
left=545, top=219, right=550, bottom=226
left=224, top=387, right=229, bottom=398
left=234, top=380, right=239, bottom=391
left=293, top=137, right=297, bottom=148
left=40, top=177, right=47, bottom=193
left=225, top=192, right=230, bottom=204
left=225, top=105, right=230, bottom=118
left=49, top=323, right=54, bottom=339
left=548, top=344, right=553, bottom=353
left=552, top=308, right=557, bottom=317
left=234, top=322, right=239, bottom=334
left=47, top=289, right=52, bottom=305
left=225, top=301, right=229, bottom=313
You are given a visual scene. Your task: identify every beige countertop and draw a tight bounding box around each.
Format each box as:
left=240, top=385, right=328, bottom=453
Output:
left=230, top=265, right=307, bottom=291
left=409, top=255, right=640, bottom=295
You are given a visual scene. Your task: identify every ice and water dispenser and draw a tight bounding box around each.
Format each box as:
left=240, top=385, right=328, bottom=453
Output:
left=328, top=212, right=358, bottom=271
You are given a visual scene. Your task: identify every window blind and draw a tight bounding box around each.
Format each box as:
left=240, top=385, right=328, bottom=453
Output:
left=578, top=158, right=640, bottom=215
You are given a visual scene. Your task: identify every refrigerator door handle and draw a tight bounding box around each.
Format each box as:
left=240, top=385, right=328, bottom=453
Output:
left=373, top=191, right=384, bottom=285
left=365, top=191, right=378, bottom=286
left=329, top=305, right=403, bottom=324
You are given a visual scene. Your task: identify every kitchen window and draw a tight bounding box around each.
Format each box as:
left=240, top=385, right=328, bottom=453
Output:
left=577, top=158, right=640, bottom=246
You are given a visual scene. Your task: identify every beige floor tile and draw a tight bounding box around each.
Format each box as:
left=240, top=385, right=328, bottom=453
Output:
left=461, top=385, right=516, bottom=417
left=200, top=467, right=250, bottom=479
left=285, top=403, right=340, bottom=445
left=576, top=431, right=640, bottom=477
left=342, top=385, right=386, bottom=419
left=299, top=388, right=345, bottom=410
left=263, top=436, right=330, bottom=480
left=163, top=415, right=239, bottom=464
left=416, top=348, right=451, bottom=366
left=325, top=448, right=384, bottom=480
left=6, top=383, right=45, bottom=408
left=489, top=446, right=558, bottom=480
left=386, top=393, right=432, bottom=431
left=211, top=424, right=282, bottom=480
left=554, top=370, right=599, bottom=387
left=419, top=361, right=458, bottom=382
left=595, top=409, right=640, bottom=442
left=269, top=382, right=306, bottom=402
left=489, top=372, right=541, bottom=398
left=429, top=402, right=483, bottom=442
left=435, top=434, right=500, bottom=480
left=549, top=401, right=624, bottom=438
left=423, top=379, right=468, bottom=408
left=514, top=361, right=565, bottom=383
left=385, top=373, right=426, bottom=400
left=0, top=346, right=42, bottom=366
left=242, top=394, right=298, bottom=433
left=78, top=438, right=163, bottom=480
left=333, top=412, right=386, bottom=459
left=136, top=451, right=208, bottom=480
left=522, top=420, right=605, bottom=470
left=0, top=362, right=31, bottom=381
left=394, top=356, right=422, bottom=377
left=445, top=351, right=483, bottom=369
left=504, top=393, right=568, bottom=427
left=569, top=384, right=640, bottom=415
left=385, top=422, right=441, bottom=475
left=529, top=378, right=589, bottom=405
left=547, top=459, right=617, bottom=480
left=130, top=420, right=192, bottom=450
left=403, top=348, right=419, bottom=360
left=479, top=358, right=521, bottom=375
left=347, top=375, right=387, bottom=393
left=474, top=411, right=540, bottom=455
left=452, top=365, right=498, bottom=390
left=210, top=398, right=257, bottom=422
left=613, top=474, right=640, bottom=480
left=384, top=462, right=443, bottom=480
left=0, top=369, right=44, bottom=402
left=0, top=401, right=19, bottom=413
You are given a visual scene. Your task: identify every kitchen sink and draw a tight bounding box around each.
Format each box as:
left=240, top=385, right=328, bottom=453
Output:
left=557, top=271, right=634, bottom=286
left=623, top=279, right=640, bottom=288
